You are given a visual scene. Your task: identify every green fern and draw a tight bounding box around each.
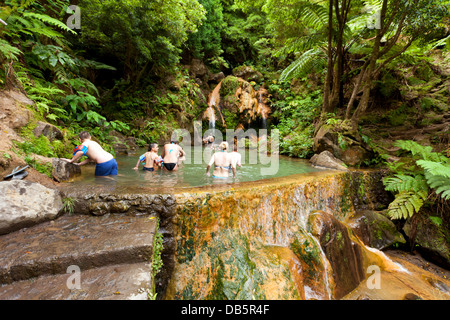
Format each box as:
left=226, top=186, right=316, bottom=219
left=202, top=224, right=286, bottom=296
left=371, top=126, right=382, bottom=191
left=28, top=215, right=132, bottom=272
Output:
left=23, top=12, right=76, bottom=34
left=417, top=160, right=450, bottom=200
left=387, top=191, right=428, bottom=220
left=0, top=39, right=22, bottom=61
left=384, top=174, right=429, bottom=193
left=394, top=140, right=446, bottom=162
left=384, top=140, right=450, bottom=219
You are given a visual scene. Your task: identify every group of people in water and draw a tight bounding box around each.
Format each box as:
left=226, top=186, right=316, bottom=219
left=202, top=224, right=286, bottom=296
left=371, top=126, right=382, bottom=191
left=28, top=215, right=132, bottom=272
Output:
left=63, top=131, right=242, bottom=179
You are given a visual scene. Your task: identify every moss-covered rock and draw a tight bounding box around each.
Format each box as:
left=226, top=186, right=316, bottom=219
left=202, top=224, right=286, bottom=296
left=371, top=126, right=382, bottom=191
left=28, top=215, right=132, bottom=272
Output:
left=347, top=210, right=406, bottom=250
left=404, top=214, right=450, bottom=269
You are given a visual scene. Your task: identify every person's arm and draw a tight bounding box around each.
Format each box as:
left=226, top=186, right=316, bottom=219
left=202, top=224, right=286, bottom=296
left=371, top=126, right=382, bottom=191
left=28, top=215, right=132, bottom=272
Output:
left=78, top=158, right=91, bottom=166
left=230, top=155, right=237, bottom=178
left=133, top=159, right=141, bottom=170
left=134, top=154, right=144, bottom=170
left=63, top=151, right=83, bottom=164
left=206, top=154, right=215, bottom=176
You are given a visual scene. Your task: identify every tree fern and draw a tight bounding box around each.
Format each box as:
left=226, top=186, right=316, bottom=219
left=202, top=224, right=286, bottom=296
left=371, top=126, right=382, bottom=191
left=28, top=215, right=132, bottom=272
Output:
left=279, top=48, right=324, bottom=82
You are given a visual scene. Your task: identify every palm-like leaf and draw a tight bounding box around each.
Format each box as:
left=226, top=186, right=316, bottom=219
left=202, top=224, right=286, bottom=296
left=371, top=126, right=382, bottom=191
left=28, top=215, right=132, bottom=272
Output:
left=280, top=48, right=324, bottom=81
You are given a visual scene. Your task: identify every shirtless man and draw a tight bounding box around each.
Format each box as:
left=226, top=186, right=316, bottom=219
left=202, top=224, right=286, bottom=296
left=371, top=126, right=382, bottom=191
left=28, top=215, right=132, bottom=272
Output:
left=64, top=131, right=118, bottom=176
left=206, top=141, right=236, bottom=178
left=133, top=143, right=162, bottom=172
left=161, top=141, right=186, bottom=171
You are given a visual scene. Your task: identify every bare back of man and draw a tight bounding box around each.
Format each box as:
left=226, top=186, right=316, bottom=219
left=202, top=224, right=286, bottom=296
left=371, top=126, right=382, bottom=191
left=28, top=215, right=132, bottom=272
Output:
left=83, top=140, right=114, bottom=164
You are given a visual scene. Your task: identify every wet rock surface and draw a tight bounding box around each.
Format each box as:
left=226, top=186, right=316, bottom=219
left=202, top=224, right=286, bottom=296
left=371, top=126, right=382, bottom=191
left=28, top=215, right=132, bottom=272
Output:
left=0, top=214, right=157, bottom=299
left=310, top=151, right=349, bottom=171
left=347, top=210, right=406, bottom=250
left=0, top=262, right=153, bottom=300
left=52, top=158, right=81, bottom=182
left=0, top=180, right=63, bottom=235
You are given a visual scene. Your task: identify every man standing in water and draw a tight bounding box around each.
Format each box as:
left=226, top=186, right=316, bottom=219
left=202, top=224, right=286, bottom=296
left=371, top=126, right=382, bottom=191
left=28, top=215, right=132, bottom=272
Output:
left=161, top=140, right=186, bottom=171
left=64, top=131, right=118, bottom=176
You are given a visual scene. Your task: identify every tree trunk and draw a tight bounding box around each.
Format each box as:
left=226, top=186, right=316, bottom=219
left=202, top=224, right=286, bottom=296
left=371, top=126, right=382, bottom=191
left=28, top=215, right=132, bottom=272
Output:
left=322, top=0, right=334, bottom=116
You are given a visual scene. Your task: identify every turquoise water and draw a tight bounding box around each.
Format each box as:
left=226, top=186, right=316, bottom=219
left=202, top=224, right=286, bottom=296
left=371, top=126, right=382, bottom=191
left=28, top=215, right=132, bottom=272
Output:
left=67, top=146, right=324, bottom=188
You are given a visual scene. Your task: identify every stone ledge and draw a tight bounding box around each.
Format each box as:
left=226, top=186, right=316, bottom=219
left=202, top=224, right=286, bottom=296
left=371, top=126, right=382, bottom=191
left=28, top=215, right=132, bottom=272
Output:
left=0, top=214, right=157, bottom=285
left=0, top=262, right=153, bottom=300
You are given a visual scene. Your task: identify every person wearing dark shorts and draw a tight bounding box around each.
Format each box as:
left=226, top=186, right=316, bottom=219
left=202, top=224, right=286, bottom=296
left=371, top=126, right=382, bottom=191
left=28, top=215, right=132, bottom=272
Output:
left=95, top=158, right=118, bottom=176
left=63, top=131, right=118, bottom=177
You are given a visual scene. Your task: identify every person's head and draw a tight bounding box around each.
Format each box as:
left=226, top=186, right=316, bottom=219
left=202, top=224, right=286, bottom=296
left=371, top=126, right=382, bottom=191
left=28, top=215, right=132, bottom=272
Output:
left=170, top=140, right=178, bottom=144
left=79, top=131, right=91, bottom=142
left=219, top=141, right=229, bottom=151
left=149, top=143, right=158, bottom=152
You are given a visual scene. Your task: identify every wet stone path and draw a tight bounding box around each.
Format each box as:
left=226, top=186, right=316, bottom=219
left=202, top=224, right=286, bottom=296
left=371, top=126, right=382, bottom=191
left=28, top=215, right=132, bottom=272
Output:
left=0, top=214, right=157, bottom=300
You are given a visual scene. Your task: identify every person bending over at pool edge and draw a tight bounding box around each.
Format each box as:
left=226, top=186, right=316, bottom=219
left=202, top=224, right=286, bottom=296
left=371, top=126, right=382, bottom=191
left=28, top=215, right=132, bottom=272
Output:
left=63, top=131, right=118, bottom=176
left=133, top=143, right=162, bottom=172
left=161, top=140, right=185, bottom=171
left=206, top=141, right=236, bottom=178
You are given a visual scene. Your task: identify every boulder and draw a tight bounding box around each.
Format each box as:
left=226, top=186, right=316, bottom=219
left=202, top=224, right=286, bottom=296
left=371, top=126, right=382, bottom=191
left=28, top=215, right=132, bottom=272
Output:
left=310, top=151, right=349, bottom=171
left=51, top=158, right=81, bottom=182
left=232, top=65, right=263, bottom=82
left=313, top=124, right=372, bottom=167
left=403, top=215, right=450, bottom=269
left=347, top=210, right=406, bottom=250
left=0, top=180, right=63, bottom=235
left=33, top=121, right=63, bottom=141
left=109, top=130, right=138, bottom=155
left=0, top=90, right=33, bottom=130
left=209, top=72, right=225, bottom=84
left=307, top=211, right=366, bottom=299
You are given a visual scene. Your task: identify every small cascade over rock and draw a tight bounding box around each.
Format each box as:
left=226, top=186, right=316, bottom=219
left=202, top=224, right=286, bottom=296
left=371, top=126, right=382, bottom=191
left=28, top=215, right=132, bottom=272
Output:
left=203, top=81, right=226, bottom=129
left=202, top=76, right=271, bottom=131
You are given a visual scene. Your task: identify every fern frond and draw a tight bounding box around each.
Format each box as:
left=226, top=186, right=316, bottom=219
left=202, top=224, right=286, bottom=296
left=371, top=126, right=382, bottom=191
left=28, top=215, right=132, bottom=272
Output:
left=23, top=12, right=76, bottom=34
left=394, top=140, right=446, bottom=162
left=424, top=171, right=450, bottom=200
left=280, top=48, right=324, bottom=82
left=417, top=160, right=450, bottom=178
left=383, top=174, right=428, bottom=194
left=0, top=39, right=22, bottom=61
left=387, top=191, right=427, bottom=220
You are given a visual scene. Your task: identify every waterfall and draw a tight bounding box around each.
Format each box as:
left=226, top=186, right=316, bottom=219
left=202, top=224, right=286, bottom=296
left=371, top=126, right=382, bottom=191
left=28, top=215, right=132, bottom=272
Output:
left=204, top=81, right=225, bottom=129
left=206, top=106, right=216, bottom=129
left=258, top=90, right=267, bottom=129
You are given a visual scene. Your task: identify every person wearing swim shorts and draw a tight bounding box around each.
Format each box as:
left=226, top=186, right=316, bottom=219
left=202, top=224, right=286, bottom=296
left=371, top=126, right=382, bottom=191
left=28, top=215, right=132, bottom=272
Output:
left=133, top=143, right=161, bottom=172
left=63, top=131, right=118, bottom=176
left=206, top=141, right=236, bottom=178
left=161, top=140, right=185, bottom=171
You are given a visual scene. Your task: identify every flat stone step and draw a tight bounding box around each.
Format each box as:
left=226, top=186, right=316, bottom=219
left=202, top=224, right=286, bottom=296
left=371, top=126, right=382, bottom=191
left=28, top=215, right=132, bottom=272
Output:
left=0, top=262, right=153, bottom=300
left=0, top=214, right=157, bottom=285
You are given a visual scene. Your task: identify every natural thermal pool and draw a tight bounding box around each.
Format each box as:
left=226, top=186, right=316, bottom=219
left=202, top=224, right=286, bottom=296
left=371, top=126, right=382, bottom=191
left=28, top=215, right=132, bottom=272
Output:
left=66, top=146, right=325, bottom=188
